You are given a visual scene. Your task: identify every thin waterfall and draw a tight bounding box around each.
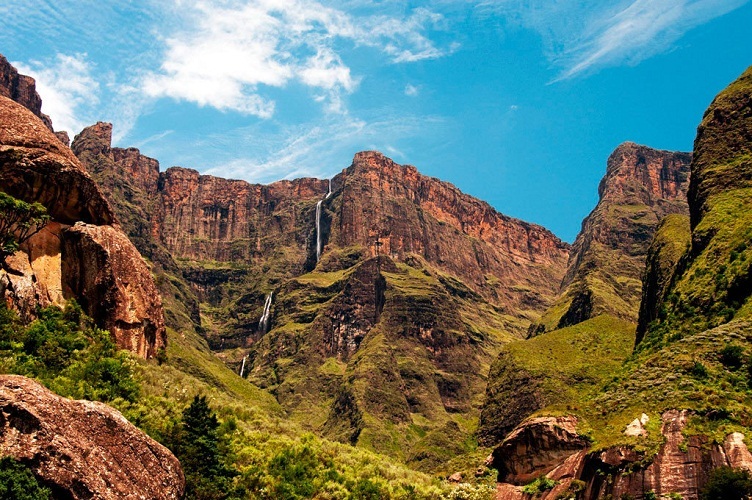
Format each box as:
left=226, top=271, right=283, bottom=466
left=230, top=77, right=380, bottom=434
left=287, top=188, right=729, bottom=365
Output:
left=316, top=180, right=331, bottom=262
left=316, top=199, right=323, bottom=261
left=239, top=355, right=247, bottom=378
left=258, top=292, right=273, bottom=334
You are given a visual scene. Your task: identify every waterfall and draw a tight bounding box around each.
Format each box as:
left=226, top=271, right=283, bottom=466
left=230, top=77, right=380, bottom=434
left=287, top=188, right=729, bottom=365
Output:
left=316, top=199, right=323, bottom=261
left=258, top=292, right=273, bottom=334
left=239, top=355, right=247, bottom=378
left=316, top=180, right=331, bottom=262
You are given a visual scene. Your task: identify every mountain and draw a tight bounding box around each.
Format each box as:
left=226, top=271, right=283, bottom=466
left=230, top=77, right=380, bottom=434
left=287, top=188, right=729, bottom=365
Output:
left=69, top=128, right=571, bottom=468
left=483, top=65, right=752, bottom=499
left=534, top=142, right=691, bottom=333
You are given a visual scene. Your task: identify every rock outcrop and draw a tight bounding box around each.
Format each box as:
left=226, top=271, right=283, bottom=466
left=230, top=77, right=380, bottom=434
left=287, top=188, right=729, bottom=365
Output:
left=0, top=374, right=184, bottom=499
left=0, top=92, right=165, bottom=358
left=492, top=410, right=752, bottom=500
left=0, top=54, right=53, bottom=130
left=536, top=143, right=691, bottom=331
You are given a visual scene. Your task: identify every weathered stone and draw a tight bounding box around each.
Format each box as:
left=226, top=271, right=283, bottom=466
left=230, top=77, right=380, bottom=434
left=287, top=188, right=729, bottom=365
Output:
left=0, top=374, right=184, bottom=499
left=62, top=222, right=166, bottom=358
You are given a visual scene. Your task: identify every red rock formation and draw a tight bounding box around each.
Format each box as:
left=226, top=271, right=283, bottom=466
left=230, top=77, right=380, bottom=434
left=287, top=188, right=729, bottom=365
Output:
left=62, top=223, right=167, bottom=358
left=157, top=166, right=329, bottom=262
left=0, top=95, right=165, bottom=358
left=332, top=151, right=570, bottom=310
left=492, top=410, right=752, bottom=499
left=0, top=375, right=184, bottom=499
left=539, top=142, right=691, bottom=330
left=0, top=54, right=53, bottom=131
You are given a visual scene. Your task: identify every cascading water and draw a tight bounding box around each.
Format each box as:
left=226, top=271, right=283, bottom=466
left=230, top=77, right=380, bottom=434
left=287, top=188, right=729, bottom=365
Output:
left=316, top=199, right=323, bottom=261
left=258, top=292, right=273, bottom=334
left=316, top=180, right=332, bottom=262
left=239, top=355, right=247, bottom=378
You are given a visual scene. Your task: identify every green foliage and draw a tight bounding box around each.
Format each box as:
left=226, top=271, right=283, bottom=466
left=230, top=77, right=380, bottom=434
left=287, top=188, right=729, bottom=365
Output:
left=701, top=466, right=752, bottom=500
left=0, top=457, right=51, bottom=500
left=0, top=191, right=50, bottom=264
left=0, top=301, right=139, bottom=403
left=691, top=361, right=709, bottom=379
left=167, top=395, right=237, bottom=500
left=521, top=476, right=557, bottom=495
left=720, top=344, right=744, bottom=370
left=643, top=491, right=657, bottom=500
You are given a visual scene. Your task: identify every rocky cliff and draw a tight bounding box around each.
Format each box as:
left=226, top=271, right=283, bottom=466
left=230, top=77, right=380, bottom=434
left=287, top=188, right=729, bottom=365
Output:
left=0, top=374, right=184, bottom=499
left=71, top=127, right=571, bottom=468
left=535, top=143, right=691, bottom=332
left=0, top=54, right=53, bottom=131
left=0, top=93, right=165, bottom=358
left=483, top=64, right=752, bottom=500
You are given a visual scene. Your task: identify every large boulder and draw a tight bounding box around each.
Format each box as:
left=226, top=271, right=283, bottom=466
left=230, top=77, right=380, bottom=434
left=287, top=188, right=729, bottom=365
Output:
left=0, top=375, right=184, bottom=499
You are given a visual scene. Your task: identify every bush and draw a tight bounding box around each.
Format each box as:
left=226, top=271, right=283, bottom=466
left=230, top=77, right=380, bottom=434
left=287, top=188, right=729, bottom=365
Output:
left=701, top=466, right=752, bottom=500
left=720, top=344, right=744, bottom=370
left=691, top=361, right=709, bottom=378
left=522, top=476, right=557, bottom=495
left=0, top=456, right=51, bottom=500
left=0, top=301, right=139, bottom=403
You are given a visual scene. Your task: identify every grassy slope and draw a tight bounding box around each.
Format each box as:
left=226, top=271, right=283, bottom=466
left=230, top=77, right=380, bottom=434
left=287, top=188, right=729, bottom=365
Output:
left=117, top=327, right=463, bottom=499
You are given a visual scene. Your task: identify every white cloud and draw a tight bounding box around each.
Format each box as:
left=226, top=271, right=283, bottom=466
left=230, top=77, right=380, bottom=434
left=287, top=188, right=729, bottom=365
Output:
left=142, top=0, right=455, bottom=117
left=14, top=54, right=99, bottom=134
left=404, top=84, right=420, bottom=96
left=476, top=0, right=750, bottom=80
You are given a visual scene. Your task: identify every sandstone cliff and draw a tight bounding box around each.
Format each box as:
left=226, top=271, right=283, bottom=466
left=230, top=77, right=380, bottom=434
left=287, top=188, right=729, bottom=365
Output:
left=0, top=374, right=184, bottom=499
left=0, top=93, right=165, bottom=358
left=0, top=54, right=53, bottom=131
left=536, top=143, right=691, bottom=332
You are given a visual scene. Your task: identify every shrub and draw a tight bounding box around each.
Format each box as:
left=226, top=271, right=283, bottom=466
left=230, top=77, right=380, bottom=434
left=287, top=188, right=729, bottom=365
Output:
left=691, top=361, right=709, bottom=378
left=0, top=456, right=51, bottom=500
left=720, top=344, right=744, bottom=370
left=701, top=466, right=752, bottom=500
left=0, top=191, right=49, bottom=265
left=522, top=476, right=557, bottom=495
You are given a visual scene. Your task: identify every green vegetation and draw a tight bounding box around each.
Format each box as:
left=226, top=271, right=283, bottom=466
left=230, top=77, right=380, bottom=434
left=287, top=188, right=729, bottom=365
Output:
left=0, top=191, right=49, bottom=264
left=701, top=466, right=752, bottom=500
left=521, top=476, right=557, bottom=495
left=0, top=457, right=51, bottom=500
left=0, top=301, right=138, bottom=403
left=479, top=315, right=635, bottom=445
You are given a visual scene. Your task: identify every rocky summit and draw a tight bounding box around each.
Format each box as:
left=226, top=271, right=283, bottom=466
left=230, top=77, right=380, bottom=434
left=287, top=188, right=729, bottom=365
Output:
left=1, top=50, right=752, bottom=500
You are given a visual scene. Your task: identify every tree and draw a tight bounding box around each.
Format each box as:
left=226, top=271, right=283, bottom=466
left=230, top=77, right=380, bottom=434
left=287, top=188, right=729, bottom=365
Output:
left=0, top=456, right=51, bottom=500
left=701, top=466, right=752, bottom=500
left=0, top=191, right=49, bottom=266
left=172, top=395, right=236, bottom=499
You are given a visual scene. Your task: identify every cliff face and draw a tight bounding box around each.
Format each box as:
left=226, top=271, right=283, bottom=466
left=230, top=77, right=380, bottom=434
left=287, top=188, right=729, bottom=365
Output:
left=536, top=142, right=691, bottom=331
left=331, top=151, right=570, bottom=311
left=0, top=95, right=165, bottom=358
left=0, top=375, right=184, bottom=499
left=71, top=130, right=571, bottom=468
left=0, top=54, right=53, bottom=131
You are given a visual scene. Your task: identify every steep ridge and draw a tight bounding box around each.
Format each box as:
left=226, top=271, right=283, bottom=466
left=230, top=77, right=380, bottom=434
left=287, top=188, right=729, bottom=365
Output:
left=0, top=54, right=53, bottom=131
left=535, top=143, right=690, bottom=332
left=71, top=130, right=570, bottom=467
left=485, top=65, right=752, bottom=499
left=0, top=96, right=165, bottom=358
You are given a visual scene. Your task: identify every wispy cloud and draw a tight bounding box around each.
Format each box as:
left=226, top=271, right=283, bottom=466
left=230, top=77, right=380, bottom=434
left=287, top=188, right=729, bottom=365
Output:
left=142, top=0, right=454, bottom=117
left=477, top=0, right=749, bottom=79
left=14, top=54, right=99, bottom=134
left=404, top=84, right=420, bottom=96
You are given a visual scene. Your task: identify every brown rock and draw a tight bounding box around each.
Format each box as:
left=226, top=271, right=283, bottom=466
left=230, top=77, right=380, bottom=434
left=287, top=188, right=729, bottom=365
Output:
left=448, top=472, right=463, bottom=483
left=0, top=374, right=184, bottom=499
left=334, top=151, right=570, bottom=310
left=62, top=222, right=166, bottom=358
left=491, top=415, right=588, bottom=485
left=0, top=94, right=165, bottom=359
left=538, top=142, right=691, bottom=330
left=54, top=131, right=70, bottom=147
left=0, top=54, right=53, bottom=130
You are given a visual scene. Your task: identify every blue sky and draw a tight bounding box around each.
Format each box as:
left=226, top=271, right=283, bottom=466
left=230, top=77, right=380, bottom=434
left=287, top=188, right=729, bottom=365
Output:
left=1, top=0, right=751, bottom=242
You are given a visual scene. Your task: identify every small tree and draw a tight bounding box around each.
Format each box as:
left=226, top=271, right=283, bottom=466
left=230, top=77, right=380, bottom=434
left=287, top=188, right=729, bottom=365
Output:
left=701, top=466, right=752, bottom=500
left=0, top=191, right=49, bottom=266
